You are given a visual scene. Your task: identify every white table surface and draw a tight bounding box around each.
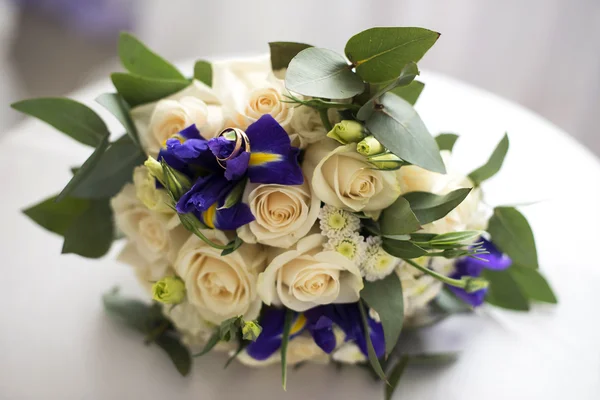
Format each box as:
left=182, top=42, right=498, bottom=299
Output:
left=2, top=70, right=599, bottom=400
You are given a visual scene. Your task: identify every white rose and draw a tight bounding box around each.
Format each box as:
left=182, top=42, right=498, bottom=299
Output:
left=130, top=80, right=224, bottom=156
left=116, top=241, right=170, bottom=288
left=174, top=230, right=267, bottom=325
left=288, top=105, right=328, bottom=149
left=132, top=166, right=172, bottom=213
left=111, top=184, right=190, bottom=265
left=257, top=234, right=363, bottom=312
left=236, top=336, right=330, bottom=367
left=225, top=82, right=293, bottom=130
left=303, top=139, right=402, bottom=212
left=236, top=177, right=320, bottom=249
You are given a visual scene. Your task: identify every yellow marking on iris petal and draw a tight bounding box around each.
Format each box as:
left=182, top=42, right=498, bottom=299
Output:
left=202, top=203, right=217, bottom=229
left=249, top=152, right=282, bottom=166
left=290, top=314, right=307, bottom=335
left=161, top=134, right=185, bottom=148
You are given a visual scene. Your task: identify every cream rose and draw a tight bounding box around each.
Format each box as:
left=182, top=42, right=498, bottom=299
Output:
left=237, top=178, right=320, bottom=249
left=174, top=230, right=267, bottom=325
left=117, top=241, right=170, bottom=289
left=288, top=105, right=328, bottom=149
left=303, top=139, right=402, bottom=212
left=257, top=234, right=363, bottom=312
left=225, top=82, right=293, bottom=130
left=130, top=80, right=224, bottom=156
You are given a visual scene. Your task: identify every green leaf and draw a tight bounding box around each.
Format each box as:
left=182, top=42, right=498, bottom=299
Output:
left=482, top=269, right=530, bottom=311
left=285, top=47, right=365, bottom=99
left=361, top=274, right=404, bottom=355
left=96, top=93, right=141, bottom=148
left=193, top=60, right=213, bottom=87
left=426, top=231, right=482, bottom=246
left=269, top=42, right=312, bottom=71
left=403, top=188, right=472, bottom=225
left=357, top=300, right=387, bottom=381
left=345, top=27, right=440, bottom=83
left=118, top=32, right=186, bottom=80
left=57, top=136, right=110, bottom=201
left=221, top=236, right=243, bottom=256
left=71, top=135, right=146, bottom=199
left=468, top=133, right=509, bottom=186
left=358, top=92, right=446, bottom=174
left=372, top=62, right=420, bottom=98
left=435, top=133, right=459, bottom=152
left=487, top=206, right=538, bottom=268
left=408, top=352, right=459, bottom=365
left=510, top=266, right=557, bottom=304
left=102, top=288, right=163, bottom=333
left=11, top=98, right=109, bottom=147
left=281, top=308, right=294, bottom=391
left=385, top=356, right=409, bottom=400
left=434, top=288, right=473, bottom=314
left=23, top=195, right=90, bottom=236
left=380, top=197, right=421, bottom=235
left=389, top=80, right=425, bottom=105
left=382, top=239, right=428, bottom=259
left=224, top=340, right=248, bottom=369
left=111, top=73, right=189, bottom=107
left=62, top=199, right=113, bottom=258
left=154, top=334, right=192, bottom=376
left=193, top=331, right=220, bottom=357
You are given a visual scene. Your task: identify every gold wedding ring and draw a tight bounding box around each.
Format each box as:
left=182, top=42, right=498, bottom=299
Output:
left=216, top=127, right=251, bottom=169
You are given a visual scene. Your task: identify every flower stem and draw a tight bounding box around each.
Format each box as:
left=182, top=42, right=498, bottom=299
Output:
left=319, top=108, right=333, bottom=131
left=403, top=258, right=466, bottom=289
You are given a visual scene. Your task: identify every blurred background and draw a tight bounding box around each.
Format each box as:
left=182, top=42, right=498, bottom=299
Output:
left=1, top=0, right=599, bottom=154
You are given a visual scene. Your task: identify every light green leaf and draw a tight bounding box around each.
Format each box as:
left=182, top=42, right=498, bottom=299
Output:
left=408, top=352, right=459, bottom=365
left=96, top=93, right=141, bottom=148
left=390, top=80, right=425, bottom=105
left=23, top=195, right=90, bottom=236
left=359, top=92, right=446, bottom=174
left=482, top=269, right=530, bottom=311
left=118, top=32, right=186, bottom=80
left=435, top=133, right=459, bottom=152
left=71, top=135, right=146, bottom=199
left=427, top=231, right=482, bottom=246
left=361, top=274, right=404, bottom=355
left=510, top=266, right=557, bottom=304
left=11, top=98, right=110, bottom=147
left=269, top=42, right=312, bottom=72
left=285, top=47, right=365, bottom=99
left=193, top=332, right=220, bottom=357
left=468, top=133, right=509, bottom=186
left=372, top=62, right=420, bottom=98
left=62, top=199, right=113, bottom=258
left=385, top=356, right=409, bottom=400
left=345, top=27, right=440, bottom=83
left=403, top=188, right=472, bottom=225
left=154, top=334, right=192, bottom=376
left=380, top=197, right=421, bottom=235
left=487, top=206, right=538, bottom=268
left=57, top=136, right=110, bottom=201
left=219, top=179, right=246, bottom=210
left=382, top=239, right=428, bottom=259
left=281, top=309, right=294, bottom=391
left=111, top=73, right=189, bottom=107
left=357, top=300, right=386, bottom=381
left=193, top=60, right=213, bottom=87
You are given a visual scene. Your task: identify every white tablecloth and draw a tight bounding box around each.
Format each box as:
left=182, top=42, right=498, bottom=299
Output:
left=1, top=70, right=599, bottom=399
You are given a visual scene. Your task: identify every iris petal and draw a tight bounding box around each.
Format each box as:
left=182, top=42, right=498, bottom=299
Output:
left=246, top=307, right=306, bottom=361
left=212, top=201, right=255, bottom=231
left=176, top=173, right=233, bottom=213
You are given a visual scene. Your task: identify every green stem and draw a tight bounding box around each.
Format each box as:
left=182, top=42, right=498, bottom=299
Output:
left=403, top=258, right=466, bottom=289
left=319, top=108, right=333, bottom=131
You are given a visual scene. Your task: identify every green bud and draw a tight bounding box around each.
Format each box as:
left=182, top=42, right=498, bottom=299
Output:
left=152, top=276, right=186, bottom=304
left=241, top=320, right=262, bottom=341
left=219, top=179, right=246, bottom=210
left=357, top=135, right=385, bottom=156
left=327, top=120, right=365, bottom=144
left=144, top=156, right=165, bottom=185
left=367, top=153, right=404, bottom=170
left=462, top=276, right=489, bottom=293
left=161, top=160, right=192, bottom=200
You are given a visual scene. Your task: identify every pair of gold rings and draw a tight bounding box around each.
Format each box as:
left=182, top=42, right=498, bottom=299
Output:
left=215, top=127, right=251, bottom=169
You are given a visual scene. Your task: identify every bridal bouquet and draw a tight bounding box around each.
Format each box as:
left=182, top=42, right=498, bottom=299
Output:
left=15, top=27, right=556, bottom=397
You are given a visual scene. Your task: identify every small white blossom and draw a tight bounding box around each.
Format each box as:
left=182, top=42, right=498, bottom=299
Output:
left=360, top=236, right=399, bottom=281
left=325, top=232, right=366, bottom=264
left=318, top=205, right=360, bottom=239
left=368, top=308, right=381, bottom=323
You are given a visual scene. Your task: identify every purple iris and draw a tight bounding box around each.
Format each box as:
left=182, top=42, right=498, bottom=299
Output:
left=246, top=307, right=307, bottom=361
left=159, top=115, right=303, bottom=231
left=448, top=238, right=511, bottom=306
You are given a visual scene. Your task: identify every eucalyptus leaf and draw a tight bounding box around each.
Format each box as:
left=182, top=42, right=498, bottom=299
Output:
left=385, top=356, right=409, bottom=400
left=380, top=197, right=421, bottom=235
left=96, top=93, right=140, bottom=147
left=57, top=136, right=110, bottom=201
left=193, top=60, right=213, bottom=87
left=11, top=98, right=109, bottom=147
left=435, top=133, right=459, bottom=152
left=118, top=32, right=186, bottom=80
left=390, top=80, right=425, bottom=105
left=71, top=135, right=146, bottom=199
left=62, top=199, right=113, bottom=258
left=23, top=195, right=90, bottom=236
left=357, top=300, right=387, bottom=381
left=111, top=73, right=189, bottom=107
left=359, top=92, right=446, bottom=174
left=345, top=27, right=440, bottom=83
left=403, top=188, right=472, bottom=225
left=487, top=206, right=538, bottom=268
left=510, top=266, right=557, bottom=304
left=285, top=47, right=365, bottom=99
left=468, top=133, right=509, bottom=186
left=382, top=239, right=428, bottom=259
left=102, top=288, right=163, bottom=333
left=361, top=274, right=404, bottom=355
left=154, top=334, right=192, bottom=376
left=269, top=42, right=312, bottom=72
left=281, top=309, right=294, bottom=390
left=482, top=269, right=530, bottom=311
left=372, top=62, right=419, bottom=98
